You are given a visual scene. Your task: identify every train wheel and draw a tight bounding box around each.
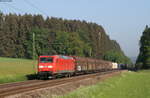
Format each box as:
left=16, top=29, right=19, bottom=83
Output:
left=68, top=74, right=71, bottom=78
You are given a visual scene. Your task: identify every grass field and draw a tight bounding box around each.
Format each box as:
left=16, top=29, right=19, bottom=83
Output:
left=58, top=70, right=150, bottom=98
left=0, top=57, right=37, bottom=84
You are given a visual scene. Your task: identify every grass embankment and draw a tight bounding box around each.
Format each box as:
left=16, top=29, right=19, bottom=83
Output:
left=0, top=57, right=37, bottom=84
left=58, top=70, right=150, bottom=98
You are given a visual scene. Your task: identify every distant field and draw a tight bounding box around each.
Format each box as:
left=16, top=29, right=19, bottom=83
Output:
left=58, top=70, right=150, bottom=98
left=0, top=57, right=37, bottom=84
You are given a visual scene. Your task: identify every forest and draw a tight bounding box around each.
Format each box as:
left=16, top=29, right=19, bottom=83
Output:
left=0, top=12, right=131, bottom=64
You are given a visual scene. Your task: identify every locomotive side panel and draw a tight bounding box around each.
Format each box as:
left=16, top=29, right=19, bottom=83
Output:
left=55, top=56, right=75, bottom=73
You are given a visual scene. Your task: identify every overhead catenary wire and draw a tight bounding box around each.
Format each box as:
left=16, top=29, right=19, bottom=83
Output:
left=0, top=4, right=8, bottom=13
left=23, top=0, right=49, bottom=16
left=2, top=2, right=25, bottom=14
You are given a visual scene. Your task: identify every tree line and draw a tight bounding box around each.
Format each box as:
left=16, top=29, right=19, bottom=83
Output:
left=0, top=12, right=131, bottom=64
left=136, top=26, right=150, bottom=69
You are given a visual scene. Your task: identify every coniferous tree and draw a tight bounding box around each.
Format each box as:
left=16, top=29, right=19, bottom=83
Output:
left=136, top=26, right=150, bottom=69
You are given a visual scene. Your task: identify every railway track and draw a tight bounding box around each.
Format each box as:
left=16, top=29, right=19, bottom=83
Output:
left=0, top=70, right=121, bottom=97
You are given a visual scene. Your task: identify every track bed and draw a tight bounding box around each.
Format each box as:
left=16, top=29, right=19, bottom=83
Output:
left=0, top=70, right=124, bottom=98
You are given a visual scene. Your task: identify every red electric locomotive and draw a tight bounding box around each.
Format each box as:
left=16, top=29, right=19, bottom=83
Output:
left=38, top=55, right=75, bottom=79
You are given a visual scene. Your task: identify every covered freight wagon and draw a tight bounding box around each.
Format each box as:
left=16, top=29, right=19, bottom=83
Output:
left=73, top=56, right=113, bottom=72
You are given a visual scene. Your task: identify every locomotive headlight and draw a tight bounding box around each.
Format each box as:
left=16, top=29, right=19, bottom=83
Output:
left=48, top=65, right=53, bottom=68
left=39, top=65, right=44, bottom=68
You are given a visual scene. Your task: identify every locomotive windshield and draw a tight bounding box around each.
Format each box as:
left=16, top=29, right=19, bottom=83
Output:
left=40, top=57, right=53, bottom=63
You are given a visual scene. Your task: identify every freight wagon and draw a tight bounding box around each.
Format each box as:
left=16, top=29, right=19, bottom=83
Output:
left=37, top=55, right=116, bottom=79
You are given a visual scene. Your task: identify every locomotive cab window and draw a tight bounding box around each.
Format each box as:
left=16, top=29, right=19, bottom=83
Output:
left=40, top=57, right=53, bottom=63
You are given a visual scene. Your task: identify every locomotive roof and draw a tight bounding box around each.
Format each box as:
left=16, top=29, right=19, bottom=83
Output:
left=39, top=55, right=71, bottom=57
left=39, top=55, right=74, bottom=59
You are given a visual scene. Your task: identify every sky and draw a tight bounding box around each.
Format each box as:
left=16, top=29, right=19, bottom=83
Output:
left=0, top=0, right=150, bottom=58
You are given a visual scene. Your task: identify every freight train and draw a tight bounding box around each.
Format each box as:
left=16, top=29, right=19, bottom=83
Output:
left=37, top=55, right=118, bottom=79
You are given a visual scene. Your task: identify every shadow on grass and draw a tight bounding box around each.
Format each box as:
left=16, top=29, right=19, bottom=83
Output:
left=26, top=74, right=38, bottom=80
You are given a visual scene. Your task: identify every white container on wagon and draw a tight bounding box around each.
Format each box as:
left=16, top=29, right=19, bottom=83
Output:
left=112, top=62, right=118, bottom=69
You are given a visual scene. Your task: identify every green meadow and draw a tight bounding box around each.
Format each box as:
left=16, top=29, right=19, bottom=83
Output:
left=0, top=57, right=37, bottom=84
left=58, top=70, right=150, bottom=98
